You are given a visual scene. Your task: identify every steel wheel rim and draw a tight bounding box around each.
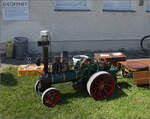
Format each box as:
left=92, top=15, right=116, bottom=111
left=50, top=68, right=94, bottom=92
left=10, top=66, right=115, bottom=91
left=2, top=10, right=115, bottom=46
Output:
left=35, top=80, right=41, bottom=92
left=43, top=89, right=60, bottom=107
left=90, top=74, right=115, bottom=100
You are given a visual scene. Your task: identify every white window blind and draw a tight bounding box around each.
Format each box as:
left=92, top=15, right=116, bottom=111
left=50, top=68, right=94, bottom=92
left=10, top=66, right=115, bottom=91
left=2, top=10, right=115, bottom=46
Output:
left=103, top=0, right=133, bottom=11
left=2, top=0, right=29, bottom=20
left=54, top=0, right=90, bottom=10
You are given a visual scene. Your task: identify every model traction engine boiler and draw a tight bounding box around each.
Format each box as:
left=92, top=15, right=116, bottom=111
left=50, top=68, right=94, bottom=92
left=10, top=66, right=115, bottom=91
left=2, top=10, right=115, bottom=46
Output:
left=35, top=30, right=118, bottom=107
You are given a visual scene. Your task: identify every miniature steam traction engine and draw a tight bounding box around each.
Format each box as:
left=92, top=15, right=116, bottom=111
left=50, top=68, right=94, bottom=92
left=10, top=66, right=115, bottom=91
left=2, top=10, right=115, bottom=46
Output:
left=35, top=30, right=118, bottom=107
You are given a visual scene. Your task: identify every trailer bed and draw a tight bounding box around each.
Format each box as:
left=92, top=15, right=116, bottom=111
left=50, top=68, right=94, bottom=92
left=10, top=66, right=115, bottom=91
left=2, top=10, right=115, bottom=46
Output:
left=119, top=59, right=150, bottom=85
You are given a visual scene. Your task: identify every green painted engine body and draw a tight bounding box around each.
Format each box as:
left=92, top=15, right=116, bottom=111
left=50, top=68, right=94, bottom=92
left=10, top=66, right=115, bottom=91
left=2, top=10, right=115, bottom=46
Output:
left=41, top=58, right=118, bottom=85
left=73, top=58, right=118, bottom=84
left=48, top=70, right=77, bottom=84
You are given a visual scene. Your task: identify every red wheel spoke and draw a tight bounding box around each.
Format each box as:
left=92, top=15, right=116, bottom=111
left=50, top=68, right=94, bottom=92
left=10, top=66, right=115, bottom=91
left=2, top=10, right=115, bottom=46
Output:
left=89, top=73, right=115, bottom=100
left=104, top=84, right=112, bottom=89
left=102, top=89, right=108, bottom=97
left=42, top=88, right=60, bottom=107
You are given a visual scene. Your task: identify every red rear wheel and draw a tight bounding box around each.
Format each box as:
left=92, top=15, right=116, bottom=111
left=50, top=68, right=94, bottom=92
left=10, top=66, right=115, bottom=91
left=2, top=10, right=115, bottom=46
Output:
left=42, top=88, right=60, bottom=107
left=87, top=71, right=115, bottom=100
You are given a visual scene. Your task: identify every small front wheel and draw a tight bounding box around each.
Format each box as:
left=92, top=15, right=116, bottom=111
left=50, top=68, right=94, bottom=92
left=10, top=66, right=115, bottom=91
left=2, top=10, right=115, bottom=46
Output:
left=35, top=80, right=41, bottom=93
left=41, top=88, right=60, bottom=107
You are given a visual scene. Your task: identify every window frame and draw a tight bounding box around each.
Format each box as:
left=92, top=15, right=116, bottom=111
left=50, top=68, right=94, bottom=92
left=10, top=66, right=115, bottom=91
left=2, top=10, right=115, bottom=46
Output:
left=54, top=0, right=90, bottom=11
left=103, top=0, right=135, bottom=12
left=146, top=0, right=150, bottom=12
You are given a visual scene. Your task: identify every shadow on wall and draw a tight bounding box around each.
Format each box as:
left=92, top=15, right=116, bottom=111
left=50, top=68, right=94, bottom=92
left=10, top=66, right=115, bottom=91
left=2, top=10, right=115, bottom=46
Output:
left=1, top=58, right=26, bottom=65
left=0, top=48, right=149, bottom=66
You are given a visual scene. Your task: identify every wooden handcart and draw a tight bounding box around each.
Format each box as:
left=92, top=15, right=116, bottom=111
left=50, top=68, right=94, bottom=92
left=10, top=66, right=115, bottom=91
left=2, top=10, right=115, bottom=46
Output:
left=18, top=64, right=44, bottom=76
left=119, top=59, right=150, bottom=85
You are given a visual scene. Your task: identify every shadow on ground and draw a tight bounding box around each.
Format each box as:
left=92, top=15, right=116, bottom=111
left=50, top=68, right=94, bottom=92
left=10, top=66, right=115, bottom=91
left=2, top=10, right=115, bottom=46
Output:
left=107, top=82, right=132, bottom=101
left=117, top=81, right=132, bottom=89
left=137, top=84, right=150, bottom=89
left=0, top=73, right=17, bottom=86
left=57, top=82, right=132, bottom=105
left=57, top=90, right=89, bottom=105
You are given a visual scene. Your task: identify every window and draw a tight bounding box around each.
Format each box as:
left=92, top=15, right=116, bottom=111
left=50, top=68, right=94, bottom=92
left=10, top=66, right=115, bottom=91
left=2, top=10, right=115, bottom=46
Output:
left=103, top=0, right=133, bottom=11
left=146, top=0, right=150, bottom=12
left=54, top=0, right=90, bottom=11
left=2, top=0, right=29, bottom=20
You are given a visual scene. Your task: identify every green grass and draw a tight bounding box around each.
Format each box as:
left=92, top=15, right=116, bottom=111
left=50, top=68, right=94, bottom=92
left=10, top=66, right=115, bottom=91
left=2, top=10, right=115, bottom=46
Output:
left=0, top=65, right=150, bottom=119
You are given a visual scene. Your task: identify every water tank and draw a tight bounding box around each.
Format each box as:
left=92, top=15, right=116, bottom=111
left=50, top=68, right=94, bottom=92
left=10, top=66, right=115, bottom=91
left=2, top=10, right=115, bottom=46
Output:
left=72, top=55, right=89, bottom=65
left=14, top=37, right=28, bottom=59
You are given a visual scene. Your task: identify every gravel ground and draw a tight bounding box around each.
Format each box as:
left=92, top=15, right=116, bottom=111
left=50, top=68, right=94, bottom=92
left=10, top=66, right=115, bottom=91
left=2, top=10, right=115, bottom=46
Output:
left=0, top=59, right=24, bottom=72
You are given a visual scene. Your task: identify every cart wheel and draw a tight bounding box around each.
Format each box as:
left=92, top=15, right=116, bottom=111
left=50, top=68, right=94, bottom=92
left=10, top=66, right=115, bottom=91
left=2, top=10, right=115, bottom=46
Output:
left=87, top=71, right=115, bottom=100
left=41, top=88, right=60, bottom=107
left=35, top=80, right=41, bottom=93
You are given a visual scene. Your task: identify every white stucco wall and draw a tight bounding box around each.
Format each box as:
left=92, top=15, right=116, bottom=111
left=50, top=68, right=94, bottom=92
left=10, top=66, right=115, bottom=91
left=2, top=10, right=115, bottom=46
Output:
left=0, top=0, right=150, bottom=53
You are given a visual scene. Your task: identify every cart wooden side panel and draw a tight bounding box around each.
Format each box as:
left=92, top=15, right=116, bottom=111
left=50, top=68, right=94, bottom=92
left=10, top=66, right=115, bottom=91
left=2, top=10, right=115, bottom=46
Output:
left=133, top=71, right=150, bottom=85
